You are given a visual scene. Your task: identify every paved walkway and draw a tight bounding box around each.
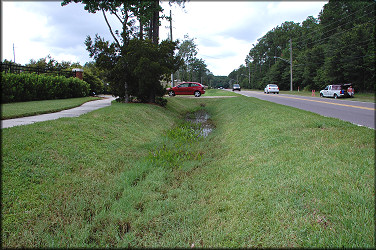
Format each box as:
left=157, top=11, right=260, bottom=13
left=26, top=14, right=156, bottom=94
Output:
left=1, top=96, right=116, bottom=129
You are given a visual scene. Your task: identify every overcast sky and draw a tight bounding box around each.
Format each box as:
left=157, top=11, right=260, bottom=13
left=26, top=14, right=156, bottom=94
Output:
left=2, top=1, right=327, bottom=76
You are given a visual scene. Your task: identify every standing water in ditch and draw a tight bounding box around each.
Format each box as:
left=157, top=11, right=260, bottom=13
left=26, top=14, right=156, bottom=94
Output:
left=185, top=108, right=214, bottom=138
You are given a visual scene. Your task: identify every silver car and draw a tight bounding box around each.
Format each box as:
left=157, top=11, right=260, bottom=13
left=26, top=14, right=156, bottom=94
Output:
left=264, top=84, right=279, bottom=94
left=232, top=84, right=241, bottom=91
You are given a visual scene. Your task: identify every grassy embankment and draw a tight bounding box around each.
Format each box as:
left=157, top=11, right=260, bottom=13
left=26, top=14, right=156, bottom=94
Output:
left=1, top=96, right=102, bottom=119
left=2, top=90, right=374, bottom=247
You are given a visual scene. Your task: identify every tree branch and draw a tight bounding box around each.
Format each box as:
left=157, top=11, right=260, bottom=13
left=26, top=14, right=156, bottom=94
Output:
left=110, top=9, right=124, bottom=25
left=102, top=8, right=121, bottom=47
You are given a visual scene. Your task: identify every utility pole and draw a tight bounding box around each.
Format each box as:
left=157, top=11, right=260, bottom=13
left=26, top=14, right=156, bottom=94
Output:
left=170, top=10, right=174, bottom=87
left=248, top=62, right=251, bottom=89
left=13, top=43, right=16, bottom=63
left=289, top=38, right=293, bottom=91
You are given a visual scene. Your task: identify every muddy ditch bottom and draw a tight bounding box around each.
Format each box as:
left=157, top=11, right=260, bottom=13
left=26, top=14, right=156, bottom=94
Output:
left=185, top=109, right=215, bottom=138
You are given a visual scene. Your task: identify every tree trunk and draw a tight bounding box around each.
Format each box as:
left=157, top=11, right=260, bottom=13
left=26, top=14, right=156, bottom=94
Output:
left=151, top=0, right=159, bottom=44
left=124, top=82, right=129, bottom=103
left=149, top=91, right=156, bottom=104
left=139, top=19, right=143, bottom=40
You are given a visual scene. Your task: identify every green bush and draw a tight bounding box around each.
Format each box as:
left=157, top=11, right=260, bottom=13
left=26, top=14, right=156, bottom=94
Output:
left=1, top=72, right=90, bottom=103
left=83, top=70, right=104, bottom=95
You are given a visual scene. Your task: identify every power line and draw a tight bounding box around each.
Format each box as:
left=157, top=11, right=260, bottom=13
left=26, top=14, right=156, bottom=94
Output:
left=291, top=2, right=375, bottom=45
left=299, top=20, right=374, bottom=48
left=294, top=54, right=374, bottom=67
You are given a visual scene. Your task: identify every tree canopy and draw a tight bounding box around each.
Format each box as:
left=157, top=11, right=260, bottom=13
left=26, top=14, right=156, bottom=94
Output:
left=62, top=0, right=186, bottom=103
left=232, top=0, right=375, bottom=92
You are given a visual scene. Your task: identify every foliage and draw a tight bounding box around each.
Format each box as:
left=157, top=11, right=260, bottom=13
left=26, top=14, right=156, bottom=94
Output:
left=26, top=54, right=81, bottom=71
left=126, top=39, right=182, bottom=102
left=210, top=76, right=230, bottom=89
left=62, top=0, right=186, bottom=103
left=175, top=35, right=213, bottom=86
left=228, top=64, right=250, bottom=89
left=82, top=69, right=104, bottom=94
left=1, top=72, right=90, bottom=103
left=238, top=0, right=375, bottom=92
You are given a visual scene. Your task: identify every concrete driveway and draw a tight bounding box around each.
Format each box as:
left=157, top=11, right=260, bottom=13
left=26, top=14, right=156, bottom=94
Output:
left=1, top=96, right=116, bottom=129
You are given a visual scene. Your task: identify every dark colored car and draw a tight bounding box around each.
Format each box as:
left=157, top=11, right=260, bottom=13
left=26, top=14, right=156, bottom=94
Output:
left=167, top=82, right=205, bottom=97
left=232, top=84, right=241, bottom=91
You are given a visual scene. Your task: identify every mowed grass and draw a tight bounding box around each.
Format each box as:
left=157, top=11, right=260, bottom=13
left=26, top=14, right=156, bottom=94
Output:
left=2, top=95, right=374, bottom=248
left=278, top=90, right=375, bottom=103
left=203, top=89, right=239, bottom=96
left=1, top=97, right=101, bottom=119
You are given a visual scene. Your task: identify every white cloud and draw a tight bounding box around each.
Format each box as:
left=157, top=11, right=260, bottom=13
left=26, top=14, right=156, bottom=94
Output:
left=160, top=1, right=327, bottom=75
left=2, top=1, right=121, bottom=65
left=2, top=1, right=327, bottom=75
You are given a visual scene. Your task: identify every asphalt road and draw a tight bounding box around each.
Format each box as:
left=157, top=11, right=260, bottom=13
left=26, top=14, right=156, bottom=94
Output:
left=229, top=90, right=375, bottom=129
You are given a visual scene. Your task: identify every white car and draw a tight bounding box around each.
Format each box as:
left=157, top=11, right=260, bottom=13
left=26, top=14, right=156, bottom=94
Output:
left=264, top=84, right=279, bottom=94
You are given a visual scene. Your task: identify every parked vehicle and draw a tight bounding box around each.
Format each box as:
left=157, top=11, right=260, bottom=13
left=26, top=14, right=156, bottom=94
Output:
left=232, top=84, right=241, bottom=91
left=264, top=84, right=279, bottom=94
left=320, top=84, right=352, bottom=98
left=167, top=82, right=205, bottom=97
left=343, top=83, right=354, bottom=97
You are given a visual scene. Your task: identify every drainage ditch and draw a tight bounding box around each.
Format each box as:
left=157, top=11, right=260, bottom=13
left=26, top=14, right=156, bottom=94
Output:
left=185, top=109, right=215, bottom=138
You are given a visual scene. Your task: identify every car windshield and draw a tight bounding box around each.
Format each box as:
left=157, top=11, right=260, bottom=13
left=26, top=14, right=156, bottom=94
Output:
left=234, top=84, right=240, bottom=87
left=269, top=84, right=278, bottom=87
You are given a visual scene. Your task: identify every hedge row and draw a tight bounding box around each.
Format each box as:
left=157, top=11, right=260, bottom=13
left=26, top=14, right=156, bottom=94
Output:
left=1, top=72, right=90, bottom=103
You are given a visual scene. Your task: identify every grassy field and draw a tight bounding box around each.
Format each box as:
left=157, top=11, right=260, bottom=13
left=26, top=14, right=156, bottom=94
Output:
left=1, top=97, right=101, bottom=119
left=2, top=94, right=374, bottom=248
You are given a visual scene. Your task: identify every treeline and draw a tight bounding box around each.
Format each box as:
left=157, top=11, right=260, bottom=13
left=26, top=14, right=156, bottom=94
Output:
left=230, top=0, right=375, bottom=92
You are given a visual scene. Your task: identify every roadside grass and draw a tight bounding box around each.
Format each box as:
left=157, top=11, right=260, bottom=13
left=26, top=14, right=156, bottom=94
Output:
left=1, top=97, right=102, bottom=119
left=2, top=95, right=374, bottom=248
left=278, top=90, right=375, bottom=103
left=203, top=89, right=239, bottom=96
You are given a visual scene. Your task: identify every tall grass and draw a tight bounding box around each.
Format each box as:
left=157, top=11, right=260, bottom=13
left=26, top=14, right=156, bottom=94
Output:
left=2, top=96, right=374, bottom=247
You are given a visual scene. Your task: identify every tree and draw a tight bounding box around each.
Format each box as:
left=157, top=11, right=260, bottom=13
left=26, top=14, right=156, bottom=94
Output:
left=239, top=0, right=375, bottom=92
left=174, top=35, right=211, bottom=85
left=62, top=0, right=186, bottom=103
left=26, top=55, right=81, bottom=71
left=176, top=35, right=198, bottom=81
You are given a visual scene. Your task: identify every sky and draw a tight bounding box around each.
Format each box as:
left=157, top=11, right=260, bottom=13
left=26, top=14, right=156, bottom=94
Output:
left=1, top=1, right=327, bottom=76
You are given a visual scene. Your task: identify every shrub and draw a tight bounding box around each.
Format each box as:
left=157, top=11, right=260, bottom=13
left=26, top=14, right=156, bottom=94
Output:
left=1, top=72, right=90, bottom=103
left=83, top=70, right=104, bottom=95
